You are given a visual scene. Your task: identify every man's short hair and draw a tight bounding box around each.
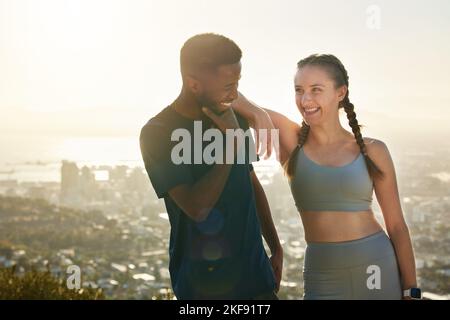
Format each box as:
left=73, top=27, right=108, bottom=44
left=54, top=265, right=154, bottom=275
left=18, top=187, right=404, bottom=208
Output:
left=180, top=33, right=242, bottom=78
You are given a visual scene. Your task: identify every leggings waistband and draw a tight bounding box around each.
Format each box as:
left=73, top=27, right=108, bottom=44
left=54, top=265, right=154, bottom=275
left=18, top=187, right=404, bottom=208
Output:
left=304, top=231, right=396, bottom=270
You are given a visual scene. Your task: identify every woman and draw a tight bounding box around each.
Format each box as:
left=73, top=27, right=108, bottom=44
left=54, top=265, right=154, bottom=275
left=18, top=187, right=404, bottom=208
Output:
left=229, top=54, right=418, bottom=299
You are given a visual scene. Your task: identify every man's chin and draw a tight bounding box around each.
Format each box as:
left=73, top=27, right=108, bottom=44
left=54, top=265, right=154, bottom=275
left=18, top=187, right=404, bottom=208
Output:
left=203, top=103, right=223, bottom=114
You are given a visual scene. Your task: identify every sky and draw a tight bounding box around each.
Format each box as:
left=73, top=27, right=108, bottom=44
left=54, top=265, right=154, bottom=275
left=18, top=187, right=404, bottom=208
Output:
left=1, top=0, right=450, bottom=163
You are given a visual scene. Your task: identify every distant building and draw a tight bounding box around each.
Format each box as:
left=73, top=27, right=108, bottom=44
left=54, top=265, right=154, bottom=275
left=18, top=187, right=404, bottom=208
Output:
left=61, top=161, right=79, bottom=192
left=27, top=186, right=46, bottom=200
left=126, top=168, right=150, bottom=193
left=80, top=166, right=97, bottom=201
left=60, top=161, right=80, bottom=206
left=109, top=166, right=128, bottom=182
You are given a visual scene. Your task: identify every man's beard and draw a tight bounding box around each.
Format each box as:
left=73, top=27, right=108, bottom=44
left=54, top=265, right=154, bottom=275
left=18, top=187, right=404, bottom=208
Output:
left=196, top=94, right=219, bottom=113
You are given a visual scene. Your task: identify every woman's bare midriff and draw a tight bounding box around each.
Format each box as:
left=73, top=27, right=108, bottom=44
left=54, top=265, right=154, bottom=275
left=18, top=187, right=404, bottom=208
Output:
left=300, top=209, right=384, bottom=243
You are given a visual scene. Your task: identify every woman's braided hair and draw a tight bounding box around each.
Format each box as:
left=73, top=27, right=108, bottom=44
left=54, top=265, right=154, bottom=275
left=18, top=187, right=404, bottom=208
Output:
left=284, top=54, right=383, bottom=180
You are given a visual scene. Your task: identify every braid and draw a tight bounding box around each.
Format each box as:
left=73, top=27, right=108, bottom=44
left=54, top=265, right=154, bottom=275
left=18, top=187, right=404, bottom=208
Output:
left=342, top=94, right=383, bottom=179
left=298, top=120, right=310, bottom=147
left=284, top=53, right=383, bottom=180
left=342, top=96, right=367, bottom=155
left=284, top=121, right=310, bottom=177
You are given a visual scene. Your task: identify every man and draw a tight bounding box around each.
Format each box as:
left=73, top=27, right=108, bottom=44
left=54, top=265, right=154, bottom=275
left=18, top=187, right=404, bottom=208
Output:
left=139, top=33, right=282, bottom=299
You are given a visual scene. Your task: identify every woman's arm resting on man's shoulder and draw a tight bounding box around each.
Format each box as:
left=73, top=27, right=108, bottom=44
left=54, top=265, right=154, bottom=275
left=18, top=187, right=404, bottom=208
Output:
left=232, top=92, right=301, bottom=164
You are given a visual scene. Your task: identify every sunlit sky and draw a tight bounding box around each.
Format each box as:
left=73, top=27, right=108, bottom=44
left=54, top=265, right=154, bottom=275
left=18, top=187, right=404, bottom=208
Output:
left=1, top=0, right=450, bottom=163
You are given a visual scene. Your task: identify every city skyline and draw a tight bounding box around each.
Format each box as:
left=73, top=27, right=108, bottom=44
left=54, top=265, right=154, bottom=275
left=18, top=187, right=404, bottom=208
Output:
left=0, top=149, right=449, bottom=299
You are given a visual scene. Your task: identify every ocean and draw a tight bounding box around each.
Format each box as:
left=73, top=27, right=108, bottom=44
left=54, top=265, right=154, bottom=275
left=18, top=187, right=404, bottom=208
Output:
left=0, top=135, right=280, bottom=182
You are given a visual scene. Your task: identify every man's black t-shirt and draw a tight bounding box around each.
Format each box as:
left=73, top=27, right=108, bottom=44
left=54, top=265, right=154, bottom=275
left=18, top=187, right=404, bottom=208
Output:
left=140, top=105, right=275, bottom=299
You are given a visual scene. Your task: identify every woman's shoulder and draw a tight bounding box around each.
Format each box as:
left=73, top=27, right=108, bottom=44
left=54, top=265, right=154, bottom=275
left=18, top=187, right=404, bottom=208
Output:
left=363, top=137, right=392, bottom=167
left=364, top=137, right=387, bottom=149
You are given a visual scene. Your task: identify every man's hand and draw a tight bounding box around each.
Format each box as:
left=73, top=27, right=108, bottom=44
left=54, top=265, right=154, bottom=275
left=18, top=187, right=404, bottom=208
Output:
left=202, top=106, right=244, bottom=163
left=270, top=246, right=283, bottom=293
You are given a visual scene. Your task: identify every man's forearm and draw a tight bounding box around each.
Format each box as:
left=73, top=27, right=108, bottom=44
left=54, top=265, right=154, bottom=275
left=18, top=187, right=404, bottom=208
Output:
left=189, top=163, right=232, bottom=221
left=185, top=135, right=246, bottom=221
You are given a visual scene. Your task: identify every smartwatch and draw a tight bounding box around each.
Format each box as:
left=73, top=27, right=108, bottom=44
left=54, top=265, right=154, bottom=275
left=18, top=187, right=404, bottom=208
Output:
left=403, top=288, right=422, bottom=299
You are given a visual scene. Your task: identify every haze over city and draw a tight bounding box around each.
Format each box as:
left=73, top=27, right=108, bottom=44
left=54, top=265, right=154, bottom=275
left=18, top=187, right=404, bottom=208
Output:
left=1, top=0, right=450, bottom=166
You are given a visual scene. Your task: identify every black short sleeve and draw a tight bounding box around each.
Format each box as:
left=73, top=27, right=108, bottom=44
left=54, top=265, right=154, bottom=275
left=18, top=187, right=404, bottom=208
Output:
left=140, top=119, right=194, bottom=198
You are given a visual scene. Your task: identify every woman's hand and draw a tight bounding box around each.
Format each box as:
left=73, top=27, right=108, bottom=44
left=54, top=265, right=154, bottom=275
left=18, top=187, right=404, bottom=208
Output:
left=251, top=107, right=278, bottom=160
left=232, top=93, right=278, bottom=160
left=202, top=106, right=241, bottom=132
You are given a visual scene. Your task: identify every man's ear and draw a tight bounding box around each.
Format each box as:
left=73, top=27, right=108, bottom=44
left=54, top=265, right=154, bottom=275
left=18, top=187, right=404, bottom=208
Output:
left=337, top=85, right=347, bottom=102
left=185, top=75, right=203, bottom=95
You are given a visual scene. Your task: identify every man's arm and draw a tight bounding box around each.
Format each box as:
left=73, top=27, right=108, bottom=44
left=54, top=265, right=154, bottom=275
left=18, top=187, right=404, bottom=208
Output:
left=168, top=164, right=232, bottom=222
left=250, top=170, right=283, bottom=292
left=169, top=106, right=242, bottom=223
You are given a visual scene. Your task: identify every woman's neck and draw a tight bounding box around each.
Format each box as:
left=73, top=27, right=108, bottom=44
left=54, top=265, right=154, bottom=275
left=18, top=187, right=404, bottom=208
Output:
left=308, top=119, right=352, bottom=146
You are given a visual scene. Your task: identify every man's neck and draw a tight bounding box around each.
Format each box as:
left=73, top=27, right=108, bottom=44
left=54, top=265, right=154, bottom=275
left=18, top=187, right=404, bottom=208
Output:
left=172, top=89, right=206, bottom=121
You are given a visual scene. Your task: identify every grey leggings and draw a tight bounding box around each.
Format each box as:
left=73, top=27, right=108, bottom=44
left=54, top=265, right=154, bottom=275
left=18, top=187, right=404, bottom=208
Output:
left=303, top=231, right=402, bottom=300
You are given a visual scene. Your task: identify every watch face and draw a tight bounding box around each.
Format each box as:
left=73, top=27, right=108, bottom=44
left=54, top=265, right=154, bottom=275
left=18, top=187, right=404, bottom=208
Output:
left=410, top=288, right=422, bottom=299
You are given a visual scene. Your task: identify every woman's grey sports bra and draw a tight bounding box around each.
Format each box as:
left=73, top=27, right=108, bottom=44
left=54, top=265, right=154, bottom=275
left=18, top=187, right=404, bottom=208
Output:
left=289, top=147, right=373, bottom=212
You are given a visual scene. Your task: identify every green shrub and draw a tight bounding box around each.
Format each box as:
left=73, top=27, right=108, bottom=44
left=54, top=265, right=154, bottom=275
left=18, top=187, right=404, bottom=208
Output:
left=0, top=267, right=104, bottom=300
